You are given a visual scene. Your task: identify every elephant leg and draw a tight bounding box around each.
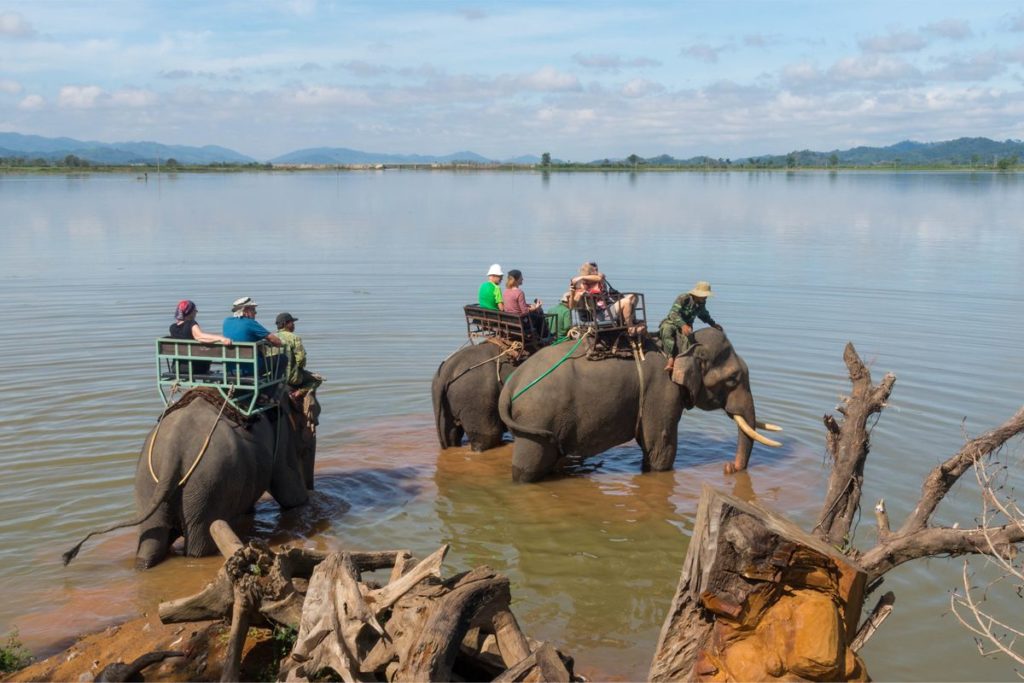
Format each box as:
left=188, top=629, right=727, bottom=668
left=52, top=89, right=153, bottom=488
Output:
left=469, top=427, right=504, bottom=452
left=136, top=524, right=170, bottom=570
left=640, top=418, right=679, bottom=472
left=447, top=424, right=465, bottom=448
left=511, top=435, right=560, bottom=483
left=183, top=523, right=219, bottom=558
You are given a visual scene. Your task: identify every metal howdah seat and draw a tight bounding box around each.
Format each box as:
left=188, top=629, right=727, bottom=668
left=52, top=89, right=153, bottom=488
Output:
left=463, top=304, right=555, bottom=353
left=156, top=338, right=286, bottom=416
left=570, top=291, right=646, bottom=340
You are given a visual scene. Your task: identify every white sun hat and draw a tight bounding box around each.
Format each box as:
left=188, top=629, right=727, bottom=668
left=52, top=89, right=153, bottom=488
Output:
left=487, top=263, right=504, bottom=277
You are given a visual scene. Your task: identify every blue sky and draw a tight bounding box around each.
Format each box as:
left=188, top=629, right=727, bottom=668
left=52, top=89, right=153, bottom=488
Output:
left=1, top=1, right=1023, bottom=160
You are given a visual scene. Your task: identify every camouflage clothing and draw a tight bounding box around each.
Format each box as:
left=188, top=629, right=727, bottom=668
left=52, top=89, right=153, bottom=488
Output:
left=659, top=294, right=717, bottom=356
left=277, top=328, right=322, bottom=393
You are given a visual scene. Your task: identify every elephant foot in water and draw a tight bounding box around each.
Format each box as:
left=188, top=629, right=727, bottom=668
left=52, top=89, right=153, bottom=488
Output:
left=511, top=435, right=560, bottom=483
left=135, top=526, right=171, bottom=570
left=469, top=429, right=505, bottom=452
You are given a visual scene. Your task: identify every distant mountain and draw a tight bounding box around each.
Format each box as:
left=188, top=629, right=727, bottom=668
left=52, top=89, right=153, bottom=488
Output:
left=269, top=146, right=494, bottom=165
left=502, top=154, right=542, bottom=164
left=592, top=137, right=1024, bottom=167
left=0, top=132, right=255, bottom=164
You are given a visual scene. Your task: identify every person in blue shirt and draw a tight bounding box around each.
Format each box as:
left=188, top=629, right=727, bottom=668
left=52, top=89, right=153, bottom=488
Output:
left=222, top=296, right=283, bottom=346
left=222, top=296, right=283, bottom=385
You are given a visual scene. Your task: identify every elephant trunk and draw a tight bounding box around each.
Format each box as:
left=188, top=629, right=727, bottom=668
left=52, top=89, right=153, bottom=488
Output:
left=724, top=395, right=778, bottom=475
left=723, top=388, right=777, bottom=474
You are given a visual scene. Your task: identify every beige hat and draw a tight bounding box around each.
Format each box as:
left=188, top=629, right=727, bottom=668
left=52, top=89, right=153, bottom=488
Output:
left=688, top=281, right=713, bottom=298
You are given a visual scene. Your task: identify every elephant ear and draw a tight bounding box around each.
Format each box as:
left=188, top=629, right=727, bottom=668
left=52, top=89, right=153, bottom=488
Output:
left=670, top=355, right=703, bottom=403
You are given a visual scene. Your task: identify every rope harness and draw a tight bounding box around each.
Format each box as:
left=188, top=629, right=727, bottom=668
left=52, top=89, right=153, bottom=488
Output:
left=510, top=329, right=593, bottom=402
left=446, top=339, right=525, bottom=387
left=147, top=386, right=242, bottom=487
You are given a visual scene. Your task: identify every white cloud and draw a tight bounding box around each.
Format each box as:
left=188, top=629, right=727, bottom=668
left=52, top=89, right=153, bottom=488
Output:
left=922, top=19, right=972, bottom=40
left=111, top=88, right=158, bottom=107
left=516, top=66, right=580, bottom=92
left=829, top=55, right=921, bottom=83
left=621, top=78, right=664, bottom=98
left=573, top=53, right=660, bottom=71
left=858, top=30, right=928, bottom=54
left=0, top=79, right=22, bottom=94
left=18, top=94, right=43, bottom=110
left=58, top=85, right=104, bottom=109
left=928, top=51, right=1006, bottom=82
left=1010, top=12, right=1024, bottom=32
left=289, top=85, right=373, bottom=107
left=681, top=43, right=728, bottom=64
left=0, top=11, right=35, bottom=38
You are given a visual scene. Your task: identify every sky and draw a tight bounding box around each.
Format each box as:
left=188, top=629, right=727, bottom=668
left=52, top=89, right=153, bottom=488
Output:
left=1, top=1, right=1024, bottom=161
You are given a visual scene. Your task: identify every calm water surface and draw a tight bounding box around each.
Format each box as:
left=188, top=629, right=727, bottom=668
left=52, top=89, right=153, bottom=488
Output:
left=0, top=170, right=1022, bottom=680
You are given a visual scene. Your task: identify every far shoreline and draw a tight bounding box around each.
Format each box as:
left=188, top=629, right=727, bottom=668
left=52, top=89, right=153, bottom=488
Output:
left=1, top=162, right=1021, bottom=176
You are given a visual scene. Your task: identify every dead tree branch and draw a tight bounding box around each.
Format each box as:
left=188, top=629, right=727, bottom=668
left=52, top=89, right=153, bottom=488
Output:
left=814, top=342, right=895, bottom=547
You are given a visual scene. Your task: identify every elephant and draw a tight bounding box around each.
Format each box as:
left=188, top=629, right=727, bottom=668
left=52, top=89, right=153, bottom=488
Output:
left=62, top=387, right=316, bottom=569
left=497, top=328, right=781, bottom=482
left=432, top=342, right=520, bottom=451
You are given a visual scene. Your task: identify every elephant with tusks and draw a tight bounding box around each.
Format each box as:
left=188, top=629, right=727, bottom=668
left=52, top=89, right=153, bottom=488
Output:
left=498, top=328, right=781, bottom=482
left=63, top=388, right=316, bottom=569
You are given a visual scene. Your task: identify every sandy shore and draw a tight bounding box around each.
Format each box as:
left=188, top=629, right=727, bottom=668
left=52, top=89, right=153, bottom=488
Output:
left=4, top=613, right=281, bottom=682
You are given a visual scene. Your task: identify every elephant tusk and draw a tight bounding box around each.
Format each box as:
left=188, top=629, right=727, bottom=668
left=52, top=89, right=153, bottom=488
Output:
left=733, top=414, right=782, bottom=448
left=756, top=420, right=783, bottom=432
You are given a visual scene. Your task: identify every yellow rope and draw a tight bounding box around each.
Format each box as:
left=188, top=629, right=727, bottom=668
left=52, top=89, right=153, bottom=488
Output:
left=177, top=390, right=231, bottom=486
left=148, top=387, right=232, bottom=486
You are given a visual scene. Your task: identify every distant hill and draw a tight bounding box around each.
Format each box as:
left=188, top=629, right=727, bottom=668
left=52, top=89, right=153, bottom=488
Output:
left=0, top=132, right=256, bottom=164
left=609, top=137, right=1024, bottom=167
left=269, top=147, right=495, bottom=165
left=3, top=132, right=1021, bottom=169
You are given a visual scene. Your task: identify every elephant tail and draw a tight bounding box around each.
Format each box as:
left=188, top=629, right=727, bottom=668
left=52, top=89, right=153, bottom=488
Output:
left=432, top=364, right=453, bottom=448
left=498, top=382, right=554, bottom=439
left=62, top=438, right=180, bottom=566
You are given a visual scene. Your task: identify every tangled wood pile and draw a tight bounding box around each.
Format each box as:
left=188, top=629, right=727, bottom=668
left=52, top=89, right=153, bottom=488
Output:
left=158, top=520, right=578, bottom=682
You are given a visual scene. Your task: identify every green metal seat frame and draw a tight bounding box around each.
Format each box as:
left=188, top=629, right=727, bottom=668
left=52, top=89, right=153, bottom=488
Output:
left=156, top=338, right=286, bottom=416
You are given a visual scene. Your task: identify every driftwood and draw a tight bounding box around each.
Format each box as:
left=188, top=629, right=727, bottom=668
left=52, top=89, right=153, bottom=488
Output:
left=159, top=520, right=578, bottom=682
left=649, top=486, right=868, bottom=681
left=650, top=341, right=1024, bottom=681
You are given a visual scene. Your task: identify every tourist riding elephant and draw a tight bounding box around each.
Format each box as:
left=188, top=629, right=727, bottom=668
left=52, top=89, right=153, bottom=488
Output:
left=497, top=328, right=781, bottom=482
left=432, top=342, right=520, bottom=451
left=62, top=388, right=315, bottom=569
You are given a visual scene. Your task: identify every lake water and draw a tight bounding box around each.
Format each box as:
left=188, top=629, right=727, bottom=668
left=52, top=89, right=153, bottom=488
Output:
left=0, top=169, right=1022, bottom=680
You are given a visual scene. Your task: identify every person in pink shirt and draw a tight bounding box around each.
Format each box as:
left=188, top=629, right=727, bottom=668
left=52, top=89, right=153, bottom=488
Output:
left=503, top=269, right=546, bottom=334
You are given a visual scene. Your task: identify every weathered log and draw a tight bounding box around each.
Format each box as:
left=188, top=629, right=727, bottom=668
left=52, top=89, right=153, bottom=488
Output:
left=491, top=608, right=532, bottom=668
left=850, top=591, right=895, bottom=652
left=211, top=519, right=244, bottom=557
left=221, top=586, right=254, bottom=683
left=492, top=643, right=571, bottom=683
left=364, top=544, right=448, bottom=616
left=650, top=485, right=868, bottom=682
left=279, top=552, right=384, bottom=682
left=396, top=566, right=512, bottom=682
left=159, top=572, right=235, bottom=623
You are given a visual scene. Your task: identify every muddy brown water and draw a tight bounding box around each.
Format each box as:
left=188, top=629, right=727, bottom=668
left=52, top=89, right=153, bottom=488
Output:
left=1, top=170, right=1022, bottom=680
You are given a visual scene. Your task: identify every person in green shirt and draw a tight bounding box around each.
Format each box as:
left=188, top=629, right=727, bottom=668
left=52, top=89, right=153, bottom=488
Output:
left=478, top=263, right=505, bottom=310
left=275, top=312, right=323, bottom=399
left=548, top=291, right=574, bottom=340
left=658, top=281, right=723, bottom=372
